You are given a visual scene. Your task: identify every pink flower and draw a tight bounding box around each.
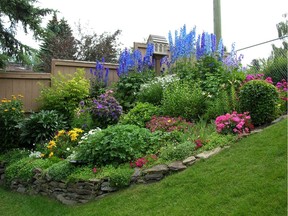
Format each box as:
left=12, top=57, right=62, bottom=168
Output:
left=265, top=77, right=273, bottom=84
left=244, top=127, right=250, bottom=133
left=231, top=116, right=241, bottom=123
left=236, top=122, right=244, bottom=130
left=92, top=167, right=97, bottom=173
left=215, top=112, right=253, bottom=135
left=233, top=128, right=239, bottom=133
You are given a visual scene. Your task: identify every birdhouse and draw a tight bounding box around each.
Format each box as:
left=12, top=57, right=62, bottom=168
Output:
left=147, top=35, right=169, bottom=55
left=147, top=35, right=169, bottom=74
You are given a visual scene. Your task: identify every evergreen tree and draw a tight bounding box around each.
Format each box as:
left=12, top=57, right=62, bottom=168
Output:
left=36, top=13, right=77, bottom=72
left=0, top=0, right=53, bottom=68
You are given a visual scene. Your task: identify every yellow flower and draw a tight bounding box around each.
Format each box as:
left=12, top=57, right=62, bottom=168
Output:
left=40, top=153, right=45, bottom=158
left=55, top=130, right=66, bottom=138
left=49, top=152, right=54, bottom=158
left=167, top=119, right=171, bottom=123
left=21, top=110, right=25, bottom=113
left=73, top=128, right=84, bottom=133
left=7, top=100, right=11, bottom=103
left=12, top=107, right=16, bottom=110
left=47, top=140, right=56, bottom=149
left=12, top=95, right=16, bottom=100
left=4, top=109, right=8, bottom=112
left=1, top=99, right=7, bottom=103
left=18, top=94, right=24, bottom=98
left=70, top=133, right=78, bottom=141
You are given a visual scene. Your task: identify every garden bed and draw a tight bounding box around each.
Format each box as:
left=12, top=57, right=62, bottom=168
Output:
left=0, top=146, right=227, bottom=205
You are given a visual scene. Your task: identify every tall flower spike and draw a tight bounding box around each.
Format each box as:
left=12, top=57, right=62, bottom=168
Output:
left=217, top=38, right=224, bottom=61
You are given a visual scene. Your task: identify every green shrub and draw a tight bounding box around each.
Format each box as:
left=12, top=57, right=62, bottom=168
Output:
left=46, top=160, right=75, bottom=181
left=204, top=87, right=240, bottom=121
left=0, top=149, right=29, bottom=165
left=159, top=141, right=196, bottom=161
left=0, top=95, right=25, bottom=151
left=18, top=110, right=67, bottom=148
left=239, top=80, right=279, bottom=126
left=119, top=102, right=161, bottom=127
left=137, top=81, right=163, bottom=105
left=5, top=157, right=54, bottom=184
left=137, top=74, right=178, bottom=106
left=37, top=69, right=90, bottom=123
left=162, top=80, right=206, bottom=121
left=114, top=71, right=154, bottom=112
left=75, top=124, right=159, bottom=166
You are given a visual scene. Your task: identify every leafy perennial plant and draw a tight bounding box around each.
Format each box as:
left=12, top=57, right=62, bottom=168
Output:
left=42, top=128, right=84, bottom=159
left=0, top=95, right=25, bottom=151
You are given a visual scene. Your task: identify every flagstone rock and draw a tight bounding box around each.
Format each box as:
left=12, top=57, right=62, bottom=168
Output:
left=196, top=147, right=222, bottom=159
left=143, top=164, right=169, bottom=174
left=168, top=161, right=187, bottom=171
left=183, top=156, right=197, bottom=165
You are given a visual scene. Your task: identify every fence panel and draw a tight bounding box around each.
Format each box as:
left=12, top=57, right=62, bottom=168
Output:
left=0, top=71, right=51, bottom=112
left=51, top=59, right=119, bottom=86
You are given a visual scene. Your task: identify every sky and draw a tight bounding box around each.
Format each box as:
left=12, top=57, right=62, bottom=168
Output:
left=17, top=0, right=288, bottom=66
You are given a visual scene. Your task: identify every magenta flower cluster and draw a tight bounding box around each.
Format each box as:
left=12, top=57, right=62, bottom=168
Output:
left=276, top=79, right=288, bottom=101
left=276, top=79, right=288, bottom=92
left=215, top=111, right=254, bottom=135
left=245, top=73, right=273, bottom=84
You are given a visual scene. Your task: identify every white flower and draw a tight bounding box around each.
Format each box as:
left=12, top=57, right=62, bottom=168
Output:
left=29, top=151, right=42, bottom=158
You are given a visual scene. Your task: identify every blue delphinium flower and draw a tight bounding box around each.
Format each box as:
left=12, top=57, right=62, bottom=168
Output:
left=143, top=43, right=154, bottom=68
left=217, top=38, right=224, bottom=61
left=117, top=48, right=134, bottom=76
left=204, top=32, right=212, bottom=55
left=211, top=34, right=216, bottom=53
left=223, top=43, right=244, bottom=71
left=196, top=34, right=203, bottom=60
left=90, top=59, right=109, bottom=87
left=168, top=25, right=198, bottom=63
left=104, top=68, right=109, bottom=85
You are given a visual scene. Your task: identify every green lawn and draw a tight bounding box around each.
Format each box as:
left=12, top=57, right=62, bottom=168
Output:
left=0, top=119, right=287, bottom=216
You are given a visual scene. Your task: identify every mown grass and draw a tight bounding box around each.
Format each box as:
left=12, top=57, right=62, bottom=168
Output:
left=0, top=119, right=287, bottom=216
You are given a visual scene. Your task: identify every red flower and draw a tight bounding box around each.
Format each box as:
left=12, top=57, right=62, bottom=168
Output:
left=92, top=167, right=97, bottom=173
left=194, top=139, right=203, bottom=150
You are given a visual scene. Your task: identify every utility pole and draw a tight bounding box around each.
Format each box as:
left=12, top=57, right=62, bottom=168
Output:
left=213, top=0, right=222, bottom=44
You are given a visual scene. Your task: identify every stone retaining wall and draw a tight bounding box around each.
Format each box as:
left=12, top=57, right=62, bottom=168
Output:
left=0, top=147, right=227, bottom=205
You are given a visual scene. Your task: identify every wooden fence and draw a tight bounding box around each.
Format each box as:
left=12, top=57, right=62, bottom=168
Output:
left=0, top=71, right=51, bottom=112
left=0, top=59, right=120, bottom=112
left=51, top=59, right=119, bottom=86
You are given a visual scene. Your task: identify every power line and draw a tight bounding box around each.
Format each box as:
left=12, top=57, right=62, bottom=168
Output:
left=236, top=35, right=288, bottom=52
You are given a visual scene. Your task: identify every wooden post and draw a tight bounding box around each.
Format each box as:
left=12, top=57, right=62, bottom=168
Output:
left=213, top=0, right=222, bottom=44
